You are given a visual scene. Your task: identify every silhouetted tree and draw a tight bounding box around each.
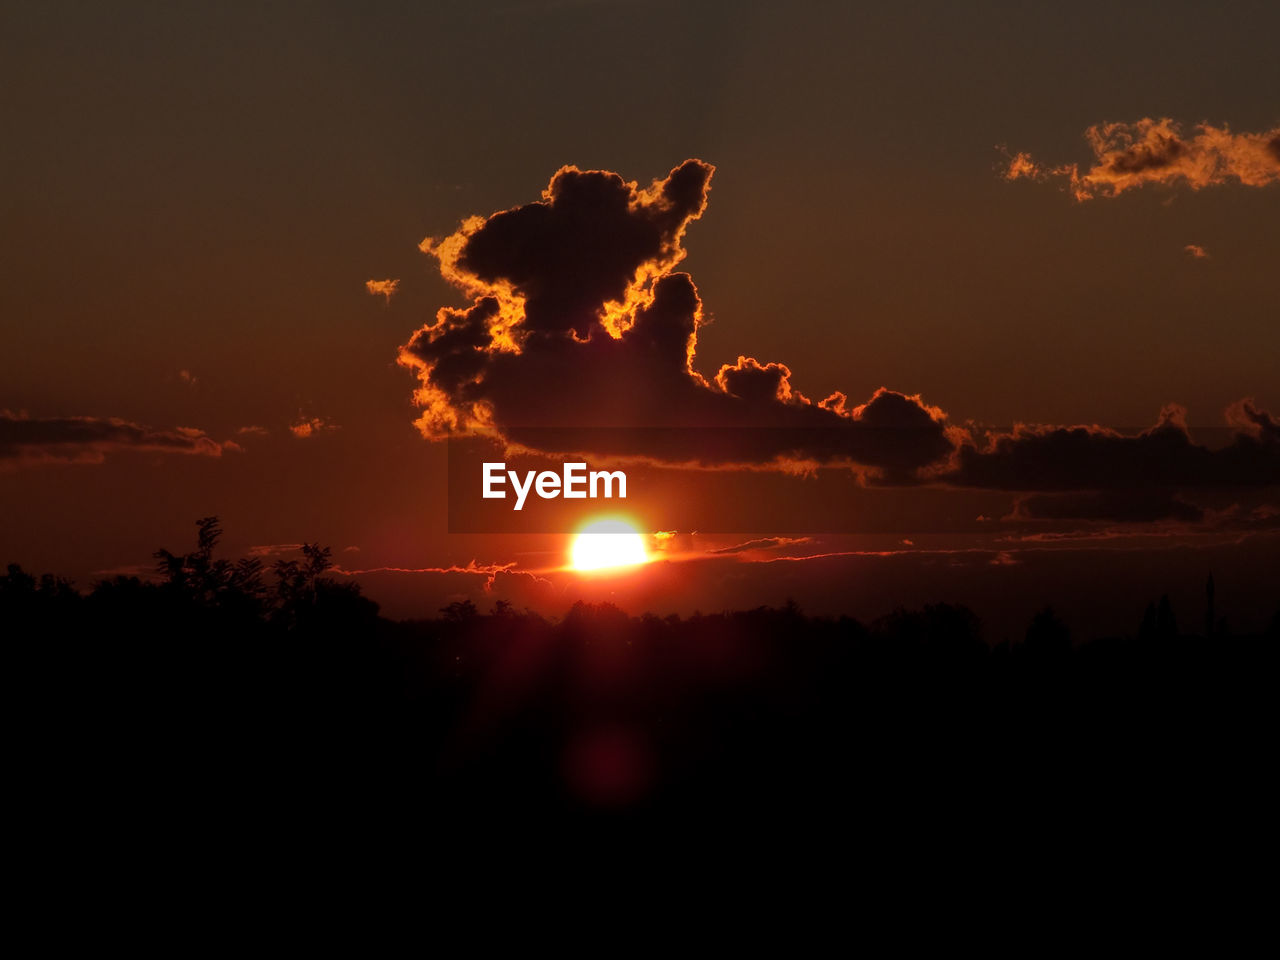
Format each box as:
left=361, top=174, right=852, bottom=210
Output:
left=440, top=599, right=478, bottom=622
left=3, top=516, right=1277, bottom=832
left=1024, top=605, right=1070, bottom=656
left=1157, top=594, right=1178, bottom=641
left=152, top=516, right=267, bottom=620
left=1139, top=601, right=1159, bottom=643
left=1, top=563, right=81, bottom=633
left=273, top=543, right=336, bottom=630
left=873, top=603, right=984, bottom=661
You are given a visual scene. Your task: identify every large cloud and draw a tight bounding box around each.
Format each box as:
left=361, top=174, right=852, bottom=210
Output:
left=0, top=412, right=228, bottom=468
left=399, top=160, right=953, bottom=476
left=1003, top=118, right=1280, bottom=200
left=397, top=160, right=1277, bottom=503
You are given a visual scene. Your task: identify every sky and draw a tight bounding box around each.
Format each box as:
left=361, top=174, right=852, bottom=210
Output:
left=2, top=1, right=1277, bottom=636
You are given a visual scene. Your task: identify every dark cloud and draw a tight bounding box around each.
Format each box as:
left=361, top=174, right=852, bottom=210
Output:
left=400, top=161, right=953, bottom=476
left=0, top=412, right=227, bottom=468
left=1105, top=127, right=1186, bottom=174
left=1231, top=399, right=1280, bottom=443
left=947, top=403, right=1280, bottom=491
left=1010, top=491, right=1205, bottom=523
left=399, top=160, right=1276, bottom=490
left=451, top=160, right=712, bottom=340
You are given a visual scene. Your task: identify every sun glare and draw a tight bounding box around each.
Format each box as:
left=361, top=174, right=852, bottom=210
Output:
left=570, top=519, right=649, bottom=572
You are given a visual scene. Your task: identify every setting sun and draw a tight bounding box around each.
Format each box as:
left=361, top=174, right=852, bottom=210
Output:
left=570, top=519, right=649, bottom=571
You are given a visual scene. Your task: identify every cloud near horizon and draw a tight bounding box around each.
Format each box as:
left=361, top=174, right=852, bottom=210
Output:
left=0, top=411, right=229, bottom=468
left=947, top=402, right=1280, bottom=492
left=1009, top=491, right=1205, bottom=524
left=1003, top=117, right=1280, bottom=200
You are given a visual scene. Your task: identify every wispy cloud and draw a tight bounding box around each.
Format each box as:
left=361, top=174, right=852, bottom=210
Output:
left=1002, top=118, right=1280, bottom=200
left=365, top=278, right=400, bottom=303
left=0, top=411, right=229, bottom=468
left=333, top=559, right=538, bottom=591
left=289, top=416, right=339, bottom=439
left=708, top=536, right=813, bottom=555
left=246, top=543, right=304, bottom=558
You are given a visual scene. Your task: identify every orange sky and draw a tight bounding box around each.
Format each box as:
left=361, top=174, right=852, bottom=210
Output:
left=2, top=2, right=1277, bottom=634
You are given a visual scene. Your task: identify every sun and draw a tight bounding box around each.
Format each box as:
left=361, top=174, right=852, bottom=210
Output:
left=570, top=519, right=649, bottom=572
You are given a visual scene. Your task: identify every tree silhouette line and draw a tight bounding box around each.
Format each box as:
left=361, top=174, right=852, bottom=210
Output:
left=5, top=517, right=1276, bottom=829
left=4, top=516, right=379, bottom=639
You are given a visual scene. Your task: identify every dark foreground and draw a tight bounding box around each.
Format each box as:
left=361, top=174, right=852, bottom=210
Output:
left=5, top=524, right=1277, bottom=886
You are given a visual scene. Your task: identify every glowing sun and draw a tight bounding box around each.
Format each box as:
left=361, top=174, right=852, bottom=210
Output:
left=570, top=519, right=649, bottom=572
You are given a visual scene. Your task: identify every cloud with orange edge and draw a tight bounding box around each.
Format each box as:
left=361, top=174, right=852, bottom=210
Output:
left=394, top=159, right=1278, bottom=504
left=1002, top=117, right=1280, bottom=200
left=365, top=278, right=399, bottom=302
left=289, top=416, right=339, bottom=439
left=398, top=160, right=953, bottom=478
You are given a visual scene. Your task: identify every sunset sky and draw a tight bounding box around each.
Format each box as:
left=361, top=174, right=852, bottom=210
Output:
left=3, top=1, right=1277, bottom=638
